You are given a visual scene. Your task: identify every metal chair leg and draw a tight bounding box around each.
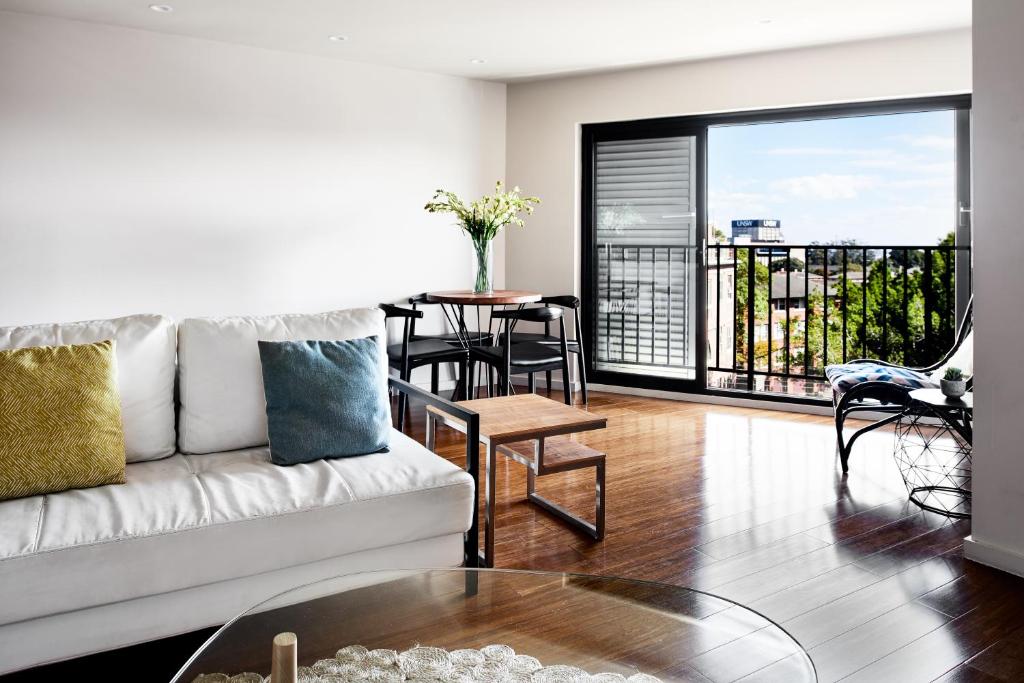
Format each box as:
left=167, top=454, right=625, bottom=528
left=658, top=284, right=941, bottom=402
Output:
left=457, top=358, right=468, bottom=401
left=396, top=367, right=410, bottom=432
left=561, top=361, right=572, bottom=406
left=835, top=407, right=849, bottom=472
left=527, top=372, right=536, bottom=394
left=576, top=351, right=589, bottom=405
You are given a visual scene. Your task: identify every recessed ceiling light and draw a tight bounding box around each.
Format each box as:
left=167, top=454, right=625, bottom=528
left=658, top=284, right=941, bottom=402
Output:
left=470, top=58, right=487, bottom=65
left=149, top=4, right=174, bottom=12
left=759, top=18, right=773, bottom=24
left=328, top=35, right=349, bottom=42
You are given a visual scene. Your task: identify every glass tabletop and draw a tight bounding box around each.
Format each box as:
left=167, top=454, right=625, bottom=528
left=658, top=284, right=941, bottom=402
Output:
left=173, top=568, right=816, bottom=683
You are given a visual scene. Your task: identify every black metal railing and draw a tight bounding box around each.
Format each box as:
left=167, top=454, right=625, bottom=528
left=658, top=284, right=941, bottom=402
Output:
left=594, top=243, right=694, bottom=370
left=707, top=243, right=971, bottom=393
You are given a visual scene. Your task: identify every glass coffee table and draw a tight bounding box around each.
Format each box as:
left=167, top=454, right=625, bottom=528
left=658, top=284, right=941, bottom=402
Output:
left=173, top=569, right=815, bottom=683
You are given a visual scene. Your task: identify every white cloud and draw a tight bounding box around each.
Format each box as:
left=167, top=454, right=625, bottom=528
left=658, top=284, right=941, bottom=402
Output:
left=708, top=189, right=771, bottom=228
left=851, top=157, right=953, bottom=175
left=762, top=144, right=954, bottom=175
left=709, top=189, right=769, bottom=206
left=769, top=174, right=878, bottom=200
left=887, top=176, right=954, bottom=190
left=888, top=134, right=955, bottom=151
left=761, top=147, right=884, bottom=157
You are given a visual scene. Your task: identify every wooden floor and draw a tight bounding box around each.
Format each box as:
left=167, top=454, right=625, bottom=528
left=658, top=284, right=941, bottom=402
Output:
left=6, top=390, right=1024, bottom=682
left=416, top=389, right=1024, bottom=683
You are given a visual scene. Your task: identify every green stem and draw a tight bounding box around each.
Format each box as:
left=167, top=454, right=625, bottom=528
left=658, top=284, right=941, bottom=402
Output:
left=473, top=239, right=492, bottom=294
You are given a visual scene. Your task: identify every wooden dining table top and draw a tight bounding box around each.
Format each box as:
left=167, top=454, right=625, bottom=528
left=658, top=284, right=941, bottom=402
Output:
left=425, top=289, right=542, bottom=305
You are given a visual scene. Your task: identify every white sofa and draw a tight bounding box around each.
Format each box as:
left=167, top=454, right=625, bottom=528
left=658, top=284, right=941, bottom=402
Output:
left=0, top=309, right=476, bottom=675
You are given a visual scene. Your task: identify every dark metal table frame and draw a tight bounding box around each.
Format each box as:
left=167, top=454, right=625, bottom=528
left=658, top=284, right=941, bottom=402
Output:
left=426, top=290, right=542, bottom=398
left=894, top=389, right=973, bottom=519
left=426, top=399, right=606, bottom=568
left=426, top=290, right=542, bottom=348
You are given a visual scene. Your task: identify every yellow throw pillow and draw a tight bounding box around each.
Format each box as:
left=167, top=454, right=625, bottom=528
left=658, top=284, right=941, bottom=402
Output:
left=0, top=340, right=126, bottom=501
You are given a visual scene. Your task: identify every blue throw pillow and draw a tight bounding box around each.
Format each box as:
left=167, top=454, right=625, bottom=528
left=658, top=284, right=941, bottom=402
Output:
left=257, top=337, right=390, bottom=465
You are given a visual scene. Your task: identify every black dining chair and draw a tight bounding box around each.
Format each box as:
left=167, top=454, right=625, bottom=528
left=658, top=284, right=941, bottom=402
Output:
left=498, top=295, right=588, bottom=404
left=407, top=292, right=492, bottom=346
left=380, top=303, right=468, bottom=432
left=470, top=306, right=573, bottom=405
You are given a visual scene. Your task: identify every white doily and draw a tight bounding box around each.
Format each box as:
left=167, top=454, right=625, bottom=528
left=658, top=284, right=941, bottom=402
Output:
left=191, top=643, right=664, bottom=682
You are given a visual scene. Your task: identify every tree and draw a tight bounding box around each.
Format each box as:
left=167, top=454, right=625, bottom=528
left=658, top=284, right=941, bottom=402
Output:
left=807, top=239, right=867, bottom=269
left=709, top=224, right=728, bottom=244
left=734, top=248, right=770, bottom=368
left=799, top=231, right=956, bottom=371
left=770, top=256, right=804, bottom=273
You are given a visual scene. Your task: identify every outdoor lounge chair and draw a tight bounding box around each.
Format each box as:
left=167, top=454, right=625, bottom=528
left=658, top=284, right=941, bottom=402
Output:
left=826, top=297, right=973, bottom=472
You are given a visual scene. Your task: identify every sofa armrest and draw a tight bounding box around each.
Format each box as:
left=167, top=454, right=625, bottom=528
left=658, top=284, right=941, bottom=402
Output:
left=387, top=377, right=480, bottom=568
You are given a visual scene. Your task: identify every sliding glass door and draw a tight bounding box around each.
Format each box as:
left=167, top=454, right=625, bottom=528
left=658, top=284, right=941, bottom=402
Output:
left=582, top=124, right=706, bottom=391
left=582, top=96, right=970, bottom=398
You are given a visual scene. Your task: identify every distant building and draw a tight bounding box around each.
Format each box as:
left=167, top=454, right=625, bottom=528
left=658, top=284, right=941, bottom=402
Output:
left=731, top=219, right=784, bottom=244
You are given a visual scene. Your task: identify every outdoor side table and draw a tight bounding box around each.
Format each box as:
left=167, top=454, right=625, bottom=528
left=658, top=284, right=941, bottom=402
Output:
left=894, top=388, right=973, bottom=519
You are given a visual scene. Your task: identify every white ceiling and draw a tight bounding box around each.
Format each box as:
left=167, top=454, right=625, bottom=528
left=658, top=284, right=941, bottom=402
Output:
left=0, top=0, right=971, bottom=81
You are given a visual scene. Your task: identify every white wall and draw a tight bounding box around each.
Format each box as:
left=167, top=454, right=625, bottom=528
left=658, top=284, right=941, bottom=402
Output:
left=964, top=0, right=1024, bottom=577
left=0, top=12, right=506, bottom=330
left=504, top=29, right=972, bottom=301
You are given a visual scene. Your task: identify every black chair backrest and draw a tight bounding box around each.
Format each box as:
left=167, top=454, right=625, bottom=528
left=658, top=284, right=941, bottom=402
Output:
left=492, top=306, right=562, bottom=350
left=920, top=295, right=973, bottom=389
left=540, top=295, right=580, bottom=309
left=954, top=295, right=973, bottom=348
left=378, top=303, right=422, bottom=363
left=379, top=303, right=422, bottom=320
left=407, top=293, right=439, bottom=338
left=931, top=295, right=973, bottom=369
left=491, top=306, right=563, bottom=323
left=538, top=295, right=583, bottom=346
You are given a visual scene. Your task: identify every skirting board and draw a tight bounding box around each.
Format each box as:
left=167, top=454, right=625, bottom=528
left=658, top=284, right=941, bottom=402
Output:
left=508, top=377, right=904, bottom=421
left=418, top=369, right=897, bottom=423
left=964, top=535, right=1024, bottom=579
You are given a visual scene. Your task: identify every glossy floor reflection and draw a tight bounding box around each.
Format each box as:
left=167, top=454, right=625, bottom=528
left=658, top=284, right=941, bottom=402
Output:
left=413, top=389, right=1024, bottom=683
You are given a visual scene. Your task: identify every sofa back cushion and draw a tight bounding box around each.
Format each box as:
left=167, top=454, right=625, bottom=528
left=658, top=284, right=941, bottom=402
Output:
left=177, top=308, right=387, bottom=454
left=0, top=314, right=177, bottom=462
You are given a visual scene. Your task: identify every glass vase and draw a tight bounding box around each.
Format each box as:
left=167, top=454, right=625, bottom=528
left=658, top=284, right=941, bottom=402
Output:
left=472, top=239, right=494, bottom=294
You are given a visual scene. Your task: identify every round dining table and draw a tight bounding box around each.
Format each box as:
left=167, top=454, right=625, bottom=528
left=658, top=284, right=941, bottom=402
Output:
left=425, top=289, right=541, bottom=348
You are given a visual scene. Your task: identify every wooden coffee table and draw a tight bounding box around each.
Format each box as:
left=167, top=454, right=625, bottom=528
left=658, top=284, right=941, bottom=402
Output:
left=426, top=393, right=607, bottom=567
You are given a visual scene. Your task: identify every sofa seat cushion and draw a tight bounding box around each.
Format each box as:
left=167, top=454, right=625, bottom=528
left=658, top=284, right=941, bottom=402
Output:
left=0, top=429, right=473, bottom=626
left=825, top=363, right=939, bottom=394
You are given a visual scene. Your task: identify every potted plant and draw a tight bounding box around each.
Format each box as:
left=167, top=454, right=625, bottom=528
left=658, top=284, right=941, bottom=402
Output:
left=940, top=367, right=967, bottom=399
left=425, top=181, right=539, bottom=293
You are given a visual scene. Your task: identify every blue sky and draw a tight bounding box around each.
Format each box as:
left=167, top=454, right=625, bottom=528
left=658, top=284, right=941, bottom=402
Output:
left=708, top=110, right=956, bottom=246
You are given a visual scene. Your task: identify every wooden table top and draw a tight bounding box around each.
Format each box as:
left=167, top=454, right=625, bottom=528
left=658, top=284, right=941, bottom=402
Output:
left=425, top=289, right=542, bottom=305
left=428, top=393, right=607, bottom=442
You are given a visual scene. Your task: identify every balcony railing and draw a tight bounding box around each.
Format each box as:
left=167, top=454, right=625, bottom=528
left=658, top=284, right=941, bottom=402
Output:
left=592, top=242, right=971, bottom=399
left=707, top=243, right=971, bottom=397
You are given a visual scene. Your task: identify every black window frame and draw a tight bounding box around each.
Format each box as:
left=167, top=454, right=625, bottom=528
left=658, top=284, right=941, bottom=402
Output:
left=581, top=94, right=973, bottom=405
